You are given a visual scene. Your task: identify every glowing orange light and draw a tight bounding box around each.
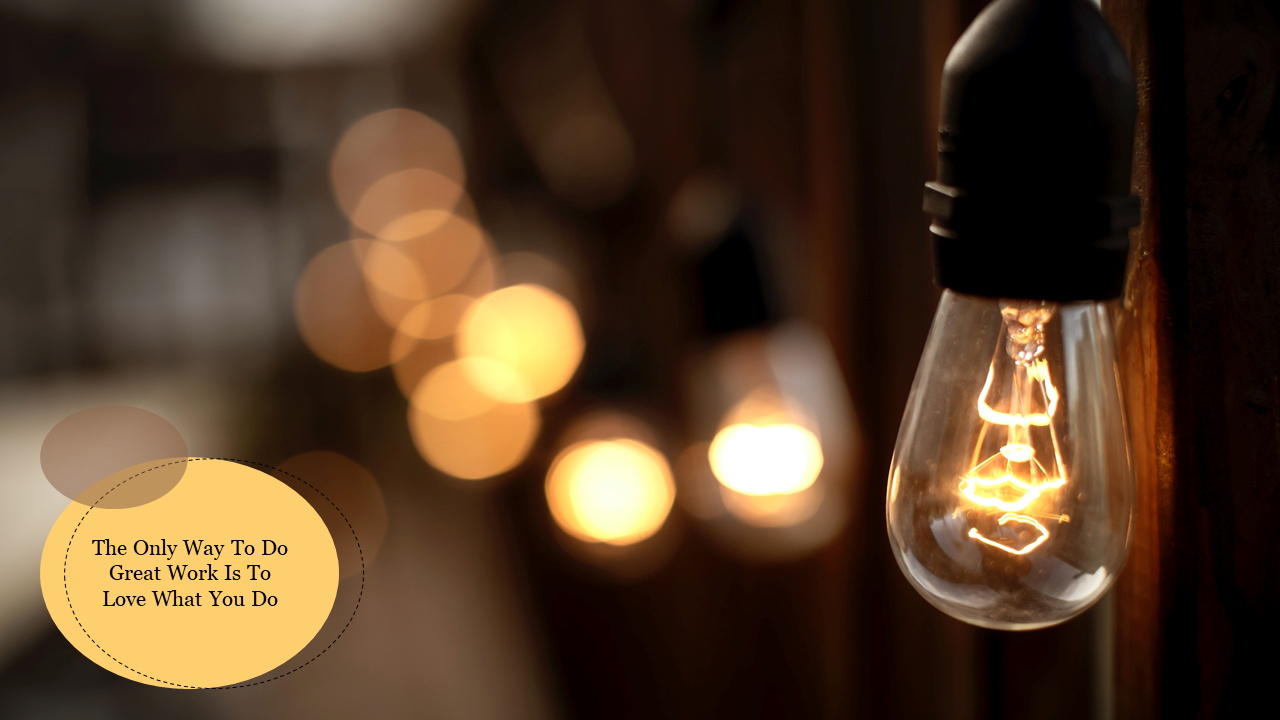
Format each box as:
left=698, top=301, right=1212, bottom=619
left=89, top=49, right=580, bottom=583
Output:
left=351, top=168, right=463, bottom=240
left=377, top=209, right=456, bottom=243
left=403, top=295, right=474, bottom=340
left=407, top=398, right=539, bottom=481
left=394, top=302, right=435, bottom=342
left=396, top=214, right=489, bottom=296
left=959, top=473, right=1066, bottom=513
left=708, top=423, right=823, bottom=496
left=719, top=480, right=825, bottom=528
left=960, top=302, right=1069, bottom=556
left=390, top=336, right=454, bottom=398
left=977, top=359, right=1060, bottom=427
left=360, top=240, right=430, bottom=301
left=456, top=284, right=584, bottom=402
left=381, top=218, right=496, bottom=384
left=411, top=359, right=500, bottom=421
left=358, top=239, right=432, bottom=329
left=545, top=439, right=675, bottom=546
left=968, top=513, right=1051, bottom=556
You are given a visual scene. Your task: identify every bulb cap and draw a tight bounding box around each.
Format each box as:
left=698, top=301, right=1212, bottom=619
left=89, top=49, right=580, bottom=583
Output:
left=926, top=182, right=1138, bottom=300
left=924, top=0, right=1138, bottom=301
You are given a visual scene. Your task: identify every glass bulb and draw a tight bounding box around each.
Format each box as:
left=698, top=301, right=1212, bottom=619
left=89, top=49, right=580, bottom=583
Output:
left=679, top=320, right=859, bottom=560
left=886, top=290, right=1134, bottom=630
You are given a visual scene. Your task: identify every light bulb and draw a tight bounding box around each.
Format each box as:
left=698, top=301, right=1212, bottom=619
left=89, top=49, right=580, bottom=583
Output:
left=541, top=412, right=684, bottom=580
left=886, top=290, right=1134, bottom=630
left=680, top=321, right=858, bottom=559
left=709, top=419, right=824, bottom=497
left=545, top=438, right=675, bottom=547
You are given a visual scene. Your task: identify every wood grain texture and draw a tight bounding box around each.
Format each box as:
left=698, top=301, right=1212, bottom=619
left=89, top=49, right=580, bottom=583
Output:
left=1104, top=1, right=1174, bottom=717
left=1106, top=0, right=1280, bottom=716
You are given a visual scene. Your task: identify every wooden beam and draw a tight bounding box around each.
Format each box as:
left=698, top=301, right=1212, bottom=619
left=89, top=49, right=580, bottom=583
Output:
left=1105, top=0, right=1280, bottom=716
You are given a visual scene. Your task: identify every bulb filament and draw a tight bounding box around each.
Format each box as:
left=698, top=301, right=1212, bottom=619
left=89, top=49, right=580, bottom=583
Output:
left=967, top=513, right=1050, bottom=555
left=961, top=301, right=1067, bottom=556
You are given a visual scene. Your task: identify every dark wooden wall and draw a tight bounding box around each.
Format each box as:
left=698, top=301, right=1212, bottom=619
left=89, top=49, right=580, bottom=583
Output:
left=1108, top=0, right=1280, bottom=717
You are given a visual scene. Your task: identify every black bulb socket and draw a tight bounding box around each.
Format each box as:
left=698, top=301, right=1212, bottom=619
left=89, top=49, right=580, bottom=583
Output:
left=925, top=0, right=1139, bottom=302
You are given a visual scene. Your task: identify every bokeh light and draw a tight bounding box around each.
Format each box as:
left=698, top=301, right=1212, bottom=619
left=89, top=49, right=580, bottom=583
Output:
left=351, top=168, right=463, bottom=240
left=719, top=481, right=825, bottom=529
left=390, top=336, right=455, bottom=398
left=373, top=215, right=499, bottom=395
left=407, top=397, right=540, bottom=481
left=708, top=423, right=824, bottom=496
left=411, top=359, right=500, bottom=421
left=387, top=248, right=497, bottom=397
left=397, top=295, right=473, bottom=341
left=676, top=437, right=824, bottom=529
left=395, top=214, right=489, bottom=294
left=545, top=439, right=675, bottom=546
left=361, top=239, right=430, bottom=301
left=330, top=109, right=466, bottom=230
left=360, top=239, right=432, bottom=328
left=456, top=284, right=584, bottom=403
left=706, top=386, right=825, bottom=497
left=294, top=240, right=396, bottom=372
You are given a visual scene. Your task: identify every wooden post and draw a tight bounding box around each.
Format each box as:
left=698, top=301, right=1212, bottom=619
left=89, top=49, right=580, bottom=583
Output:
left=1106, top=0, right=1280, bottom=716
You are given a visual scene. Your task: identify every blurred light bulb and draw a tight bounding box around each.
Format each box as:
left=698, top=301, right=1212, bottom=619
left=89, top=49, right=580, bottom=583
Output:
left=709, top=421, right=823, bottom=496
left=886, top=291, right=1134, bottom=630
left=456, top=284, right=584, bottom=402
left=546, top=439, right=675, bottom=546
left=681, top=322, right=858, bottom=559
left=719, top=478, right=824, bottom=529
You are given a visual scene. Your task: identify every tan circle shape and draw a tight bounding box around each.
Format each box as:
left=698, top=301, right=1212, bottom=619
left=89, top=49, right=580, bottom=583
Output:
left=40, top=458, right=339, bottom=688
left=40, top=406, right=188, bottom=509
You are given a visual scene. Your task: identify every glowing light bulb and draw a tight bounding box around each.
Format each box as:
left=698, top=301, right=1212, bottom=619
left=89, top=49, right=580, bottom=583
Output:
left=709, top=422, right=823, bottom=496
left=886, top=291, right=1134, bottom=630
left=545, top=439, right=675, bottom=546
left=677, top=322, right=858, bottom=562
left=456, top=284, right=584, bottom=403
